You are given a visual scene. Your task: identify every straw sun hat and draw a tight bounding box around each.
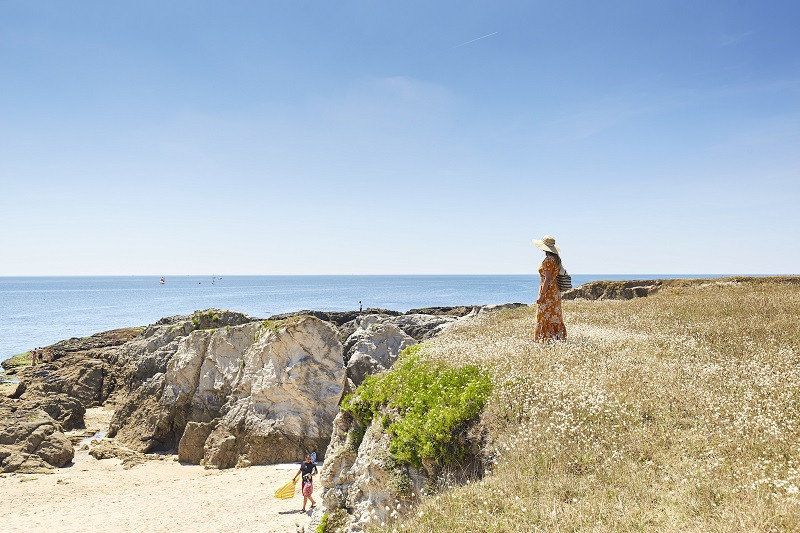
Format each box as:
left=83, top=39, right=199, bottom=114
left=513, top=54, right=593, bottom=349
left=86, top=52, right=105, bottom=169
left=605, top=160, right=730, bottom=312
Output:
left=532, top=235, right=561, bottom=255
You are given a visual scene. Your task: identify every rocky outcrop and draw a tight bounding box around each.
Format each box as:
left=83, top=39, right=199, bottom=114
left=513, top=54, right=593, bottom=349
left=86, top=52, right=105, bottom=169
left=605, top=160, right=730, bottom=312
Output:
left=404, top=306, right=476, bottom=317
left=562, top=276, right=800, bottom=301
left=562, top=280, right=663, bottom=300
left=478, top=302, right=527, bottom=314
left=0, top=302, right=512, bottom=476
left=268, top=309, right=402, bottom=327
left=344, top=317, right=417, bottom=386
left=178, top=421, right=217, bottom=464
left=318, top=411, right=428, bottom=532
left=19, top=356, right=108, bottom=407
left=106, top=310, right=256, bottom=442
left=18, top=393, right=86, bottom=431
left=88, top=440, right=148, bottom=469
left=0, top=406, right=74, bottom=473
left=111, top=316, right=346, bottom=468
left=340, top=314, right=460, bottom=364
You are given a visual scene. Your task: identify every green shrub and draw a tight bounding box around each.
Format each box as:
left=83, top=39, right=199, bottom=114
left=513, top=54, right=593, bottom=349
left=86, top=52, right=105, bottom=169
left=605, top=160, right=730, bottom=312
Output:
left=341, top=345, right=491, bottom=468
left=317, top=508, right=348, bottom=532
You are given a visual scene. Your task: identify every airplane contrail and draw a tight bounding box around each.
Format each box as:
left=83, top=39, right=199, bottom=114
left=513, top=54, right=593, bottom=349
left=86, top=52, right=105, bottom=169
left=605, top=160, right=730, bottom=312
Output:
left=454, top=31, right=498, bottom=48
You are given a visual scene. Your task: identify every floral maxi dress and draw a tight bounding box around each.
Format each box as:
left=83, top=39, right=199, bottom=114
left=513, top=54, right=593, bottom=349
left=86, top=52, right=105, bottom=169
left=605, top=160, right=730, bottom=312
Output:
left=535, top=256, right=567, bottom=341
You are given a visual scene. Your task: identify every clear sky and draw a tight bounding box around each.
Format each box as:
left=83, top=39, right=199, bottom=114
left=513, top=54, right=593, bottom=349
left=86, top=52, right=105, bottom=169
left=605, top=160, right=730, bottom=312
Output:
left=1, top=1, right=798, bottom=275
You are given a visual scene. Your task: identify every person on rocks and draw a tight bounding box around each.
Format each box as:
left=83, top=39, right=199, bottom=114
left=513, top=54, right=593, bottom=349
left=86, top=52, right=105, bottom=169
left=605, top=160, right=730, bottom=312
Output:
left=293, top=454, right=318, bottom=512
left=532, top=235, right=567, bottom=341
left=31, top=349, right=38, bottom=366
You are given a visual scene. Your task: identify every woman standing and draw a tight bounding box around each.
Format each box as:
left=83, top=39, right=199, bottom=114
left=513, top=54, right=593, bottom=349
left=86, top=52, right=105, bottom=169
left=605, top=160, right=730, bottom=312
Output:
left=532, top=235, right=567, bottom=341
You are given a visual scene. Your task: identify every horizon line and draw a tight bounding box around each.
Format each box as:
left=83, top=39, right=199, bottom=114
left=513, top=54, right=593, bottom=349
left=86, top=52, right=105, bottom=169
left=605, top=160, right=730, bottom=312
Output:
left=0, top=273, right=793, bottom=278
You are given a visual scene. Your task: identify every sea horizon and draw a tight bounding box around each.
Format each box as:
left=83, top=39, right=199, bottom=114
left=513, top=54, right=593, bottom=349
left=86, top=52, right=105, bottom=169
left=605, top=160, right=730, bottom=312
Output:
left=0, top=273, right=777, bottom=360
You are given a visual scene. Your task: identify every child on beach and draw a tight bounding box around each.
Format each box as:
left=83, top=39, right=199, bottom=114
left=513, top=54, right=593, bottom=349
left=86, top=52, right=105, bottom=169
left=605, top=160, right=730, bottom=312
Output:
left=293, top=454, right=318, bottom=512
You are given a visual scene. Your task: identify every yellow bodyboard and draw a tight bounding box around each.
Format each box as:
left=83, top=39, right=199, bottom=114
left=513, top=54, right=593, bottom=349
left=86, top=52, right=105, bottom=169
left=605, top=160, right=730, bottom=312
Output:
left=275, top=479, right=297, bottom=499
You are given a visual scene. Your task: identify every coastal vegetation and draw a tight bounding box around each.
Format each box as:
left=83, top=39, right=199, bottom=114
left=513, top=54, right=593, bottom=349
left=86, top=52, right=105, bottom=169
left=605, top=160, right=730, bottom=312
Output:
left=190, top=309, right=220, bottom=328
left=1, top=351, right=32, bottom=370
left=369, top=279, right=800, bottom=531
left=342, top=345, right=492, bottom=469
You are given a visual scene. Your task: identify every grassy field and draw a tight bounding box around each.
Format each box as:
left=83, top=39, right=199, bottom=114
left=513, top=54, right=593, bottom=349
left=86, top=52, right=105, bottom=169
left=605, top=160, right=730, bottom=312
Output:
left=371, top=278, right=800, bottom=532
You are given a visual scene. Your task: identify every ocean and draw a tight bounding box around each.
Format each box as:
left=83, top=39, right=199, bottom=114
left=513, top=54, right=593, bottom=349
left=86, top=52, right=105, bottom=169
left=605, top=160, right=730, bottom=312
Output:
left=0, top=274, right=720, bottom=360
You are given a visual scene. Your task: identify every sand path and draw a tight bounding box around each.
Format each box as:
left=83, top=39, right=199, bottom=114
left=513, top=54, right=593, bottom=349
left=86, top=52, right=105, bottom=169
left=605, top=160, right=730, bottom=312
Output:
left=1, top=408, right=315, bottom=533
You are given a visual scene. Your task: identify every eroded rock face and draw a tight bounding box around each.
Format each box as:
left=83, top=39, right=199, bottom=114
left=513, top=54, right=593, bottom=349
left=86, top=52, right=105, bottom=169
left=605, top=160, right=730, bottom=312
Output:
left=19, top=357, right=107, bottom=407
left=0, top=407, right=74, bottom=473
left=112, top=316, right=346, bottom=468
left=344, top=317, right=417, bottom=386
left=107, top=310, right=256, bottom=445
left=19, top=393, right=86, bottom=431
left=178, top=421, right=217, bottom=464
left=340, top=313, right=459, bottom=365
left=318, top=412, right=427, bottom=532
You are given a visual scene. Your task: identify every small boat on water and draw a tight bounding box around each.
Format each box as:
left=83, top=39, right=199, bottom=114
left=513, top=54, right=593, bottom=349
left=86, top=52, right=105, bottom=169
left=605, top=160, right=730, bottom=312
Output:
left=160, top=277, right=165, bottom=284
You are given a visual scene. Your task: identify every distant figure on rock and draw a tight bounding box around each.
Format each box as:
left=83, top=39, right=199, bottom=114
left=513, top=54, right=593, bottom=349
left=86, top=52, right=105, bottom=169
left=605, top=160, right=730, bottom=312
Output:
left=30, top=349, right=38, bottom=366
left=359, top=301, right=363, bottom=314
left=293, top=454, right=318, bottom=512
left=532, top=235, right=567, bottom=341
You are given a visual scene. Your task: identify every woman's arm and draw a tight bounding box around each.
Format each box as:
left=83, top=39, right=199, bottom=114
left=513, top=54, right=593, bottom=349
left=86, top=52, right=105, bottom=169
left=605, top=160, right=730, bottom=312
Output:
left=537, top=269, right=553, bottom=305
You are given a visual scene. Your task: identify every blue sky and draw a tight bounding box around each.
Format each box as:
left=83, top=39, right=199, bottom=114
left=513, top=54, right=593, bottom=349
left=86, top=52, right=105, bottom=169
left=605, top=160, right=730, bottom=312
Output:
left=1, top=1, right=798, bottom=275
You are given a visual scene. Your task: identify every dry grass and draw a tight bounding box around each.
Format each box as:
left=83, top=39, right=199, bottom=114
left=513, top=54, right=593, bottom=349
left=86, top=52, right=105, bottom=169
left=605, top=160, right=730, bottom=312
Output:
left=369, top=279, right=800, bottom=532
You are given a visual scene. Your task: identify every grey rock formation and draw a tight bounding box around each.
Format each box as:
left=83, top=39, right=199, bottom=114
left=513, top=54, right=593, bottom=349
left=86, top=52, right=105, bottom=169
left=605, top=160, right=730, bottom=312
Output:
left=562, top=280, right=662, bottom=300
left=478, top=303, right=527, bottom=314
left=20, top=357, right=107, bottom=407
left=111, top=316, right=346, bottom=468
left=0, top=406, right=74, bottom=473
left=178, top=421, right=217, bottom=464
left=386, top=314, right=459, bottom=341
left=108, top=309, right=255, bottom=446
left=404, top=306, right=476, bottom=317
left=344, top=316, right=417, bottom=386
left=19, top=393, right=86, bottom=431
left=319, top=412, right=427, bottom=532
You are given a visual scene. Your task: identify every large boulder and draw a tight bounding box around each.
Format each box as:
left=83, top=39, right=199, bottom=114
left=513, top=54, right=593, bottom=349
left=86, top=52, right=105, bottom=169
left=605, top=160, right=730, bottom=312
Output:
left=112, top=316, right=346, bottom=468
left=107, top=309, right=256, bottom=441
left=178, top=421, right=217, bottom=464
left=19, top=393, right=86, bottom=431
left=0, top=407, right=74, bottom=473
left=344, top=316, right=417, bottom=385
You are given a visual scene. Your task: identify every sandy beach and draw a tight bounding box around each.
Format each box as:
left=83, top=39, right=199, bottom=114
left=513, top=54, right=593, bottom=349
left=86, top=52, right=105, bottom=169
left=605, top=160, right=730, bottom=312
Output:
left=1, top=408, right=313, bottom=533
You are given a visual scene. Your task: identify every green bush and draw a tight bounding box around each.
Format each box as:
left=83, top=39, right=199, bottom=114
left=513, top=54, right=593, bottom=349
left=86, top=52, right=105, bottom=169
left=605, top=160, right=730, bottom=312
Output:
left=317, top=509, right=348, bottom=532
left=342, top=345, right=491, bottom=468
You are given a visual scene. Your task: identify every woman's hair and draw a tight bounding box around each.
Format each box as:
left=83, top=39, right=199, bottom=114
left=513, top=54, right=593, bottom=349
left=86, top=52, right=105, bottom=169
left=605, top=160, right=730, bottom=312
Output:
left=545, top=251, right=562, bottom=269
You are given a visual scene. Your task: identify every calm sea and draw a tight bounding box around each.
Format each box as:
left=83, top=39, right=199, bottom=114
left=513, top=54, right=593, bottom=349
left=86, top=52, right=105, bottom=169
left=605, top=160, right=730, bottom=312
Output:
left=0, top=274, right=719, bottom=360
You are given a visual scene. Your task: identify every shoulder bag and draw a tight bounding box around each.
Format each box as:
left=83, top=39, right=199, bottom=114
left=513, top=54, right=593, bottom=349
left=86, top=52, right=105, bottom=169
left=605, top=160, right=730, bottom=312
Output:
left=556, top=264, right=572, bottom=292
